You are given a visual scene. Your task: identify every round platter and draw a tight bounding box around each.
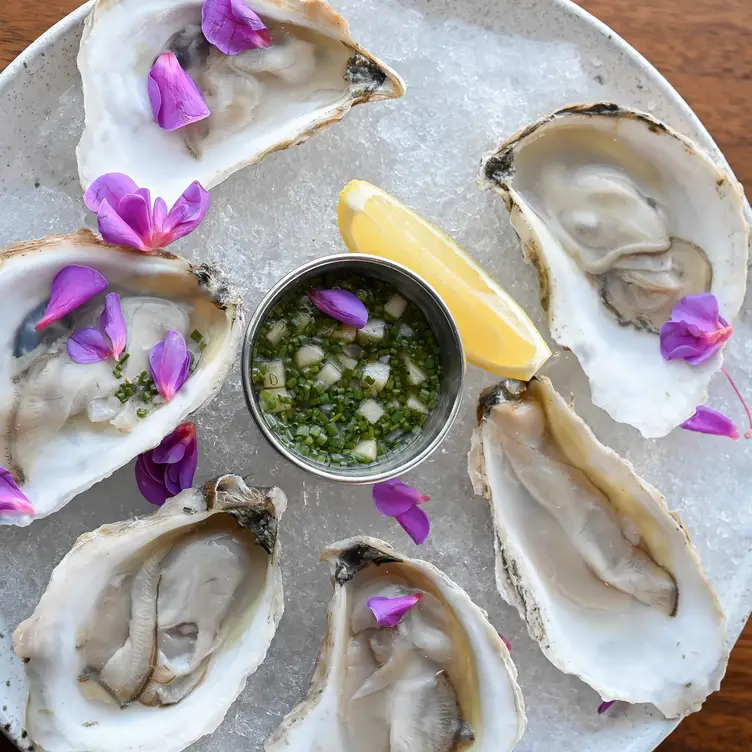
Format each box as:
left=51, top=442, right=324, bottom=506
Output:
left=1, top=1, right=751, bottom=751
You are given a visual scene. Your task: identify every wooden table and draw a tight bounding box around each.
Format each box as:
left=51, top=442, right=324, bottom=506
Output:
left=0, top=1, right=749, bottom=750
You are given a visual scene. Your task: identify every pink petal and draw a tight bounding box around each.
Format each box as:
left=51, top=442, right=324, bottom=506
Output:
left=148, top=51, right=210, bottom=132
left=681, top=406, right=739, bottom=439
left=308, top=289, right=369, bottom=329
left=153, top=197, right=168, bottom=231
left=84, top=173, right=139, bottom=213
left=135, top=455, right=170, bottom=506
left=97, top=199, right=150, bottom=251
left=367, top=593, right=422, bottom=627
left=152, top=423, right=196, bottom=464
left=498, top=633, right=512, bottom=652
left=670, top=293, right=721, bottom=330
left=149, top=330, right=191, bottom=401
left=0, top=467, right=34, bottom=516
left=597, top=701, right=616, bottom=715
left=373, top=478, right=430, bottom=518
left=67, top=327, right=112, bottom=363
left=35, top=265, right=109, bottom=330
left=155, top=181, right=211, bottom=246
left=115, top=193, right=155, bottom=250
left=101, top=293, right=127, bottom=360
left=396, top=504, right=431, bottom=545
left=202, top=0, right=272, bottom=56
left=659, top=321, right=716, bottom=364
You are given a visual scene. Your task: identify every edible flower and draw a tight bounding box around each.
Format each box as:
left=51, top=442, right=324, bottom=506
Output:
left=35, top=265, right=108, bottom=331
left=67, top=293, right=127, bottom=364
left=681, top=405, right=740, bottom=440
left=597, top=701, right=615, bottom=715
left=148, top=51, right=210, bottom=132
left=202, top=0, right=272, bottom=56
left=309, top=289, right=369, bottom=329
left=498, top=633, right=512, bottom=652
left=135, top=423, right=198, bottom=506
left=659, top=293, right=732, bottom=365
left=0, top=467, right=34, bottom=516
left=149, top=330, right=192, bottom=402
left=85, top=173, right=211, bottom=252
left=373, top=478, right=430, bottom=545
left=367, top=592, right=422, bottom=627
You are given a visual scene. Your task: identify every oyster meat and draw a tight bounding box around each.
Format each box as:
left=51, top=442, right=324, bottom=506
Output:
left=266, top=536, right=526, bottom=752
left=0, top=231, right=243, bottom=526
left=14, top=474, right=286, bottom=752
left=468, top=376, right=728, bottom=718
left=77, top=0, right=406, bottom=204
left=480, top=103, right=750, bottom=437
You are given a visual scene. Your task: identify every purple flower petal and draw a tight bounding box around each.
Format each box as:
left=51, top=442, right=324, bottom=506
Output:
left=309, top=289, right=369, bottom=329
left=149, top=330, right=191, bottom=401
left=597, top=701, right=616, bottom=715
left=35, top=265, right=109, bottom=330
left=373, top=478, right=430, bottom=518
left=681, top=406, right=739, bottom=439
left=148, top=51, right=210, bottom=132
left=84, top=173, right=139, bottom=213
left=152, top=422, right=196, bottom=464
left=136, top=424, right=198, bottom=506
left=117, top=193, right=155, bottom=248
left=0, top=467, right=34, bottom=516
left=396, top=504, right=431, bottom=545
left=498, top=633, right=512, bottom=652
left=135, top=455, right=171, bottom=506
left=67, top=327, right=112, bottom=363
left=367, top=593, right=422, bottom=627
left=101, top=293, right=127, bottom=361
left=164, top=462, right=184, bottom=495
left=659, top=293, right=733, bottom=366
left=155, top=181, right=211, bottom=246
left=202, top=0, right=272, bottom=56
left=97, top=199, right=150, bottom=251
left=671, top=294, right=721, bottom=331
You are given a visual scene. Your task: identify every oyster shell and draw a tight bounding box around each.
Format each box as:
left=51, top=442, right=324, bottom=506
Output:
left=479, top=103, right=750, bottom=437
left=0, top=230, right=243, bottom=526
left=266, top=536, right=526, bottom=752
left=77, top=0, right=406, bottom=204
left=14, top=474, right=286, bottom=752
left=468, top=376, right=728, bottom=718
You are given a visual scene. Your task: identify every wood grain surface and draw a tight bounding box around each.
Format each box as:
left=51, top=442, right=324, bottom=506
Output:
left=0, top=1, right=750, bottom=751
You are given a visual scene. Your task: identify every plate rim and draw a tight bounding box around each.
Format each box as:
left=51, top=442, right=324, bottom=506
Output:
left=0, top=2, right=746, bottom=752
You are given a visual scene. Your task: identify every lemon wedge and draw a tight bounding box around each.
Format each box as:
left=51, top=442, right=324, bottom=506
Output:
left=337, top=180, right=551, bottom=380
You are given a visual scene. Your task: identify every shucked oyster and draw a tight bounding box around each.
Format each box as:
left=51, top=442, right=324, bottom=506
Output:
left=468, top=377, right=728, bottom=718
left=266, top=537, right=526, bottom=752
left=14, top=475, right=286, bottom=752
left=0, top=231, right=243, bottom=526
left=77, top=0, right=406, bottom=204
left=480, top=103, right=749, bottom=437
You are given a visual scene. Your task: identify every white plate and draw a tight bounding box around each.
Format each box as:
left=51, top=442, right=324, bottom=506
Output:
left=1, top=1, right=751, bottom=751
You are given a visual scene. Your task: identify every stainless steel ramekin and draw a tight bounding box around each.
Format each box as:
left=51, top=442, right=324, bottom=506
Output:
left=241, top=254, right=465, bottom=484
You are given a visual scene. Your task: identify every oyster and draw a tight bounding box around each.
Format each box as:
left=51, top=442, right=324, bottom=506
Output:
left=0, top=230, right=243, bottom=526
left=480, top=103, right=750, bottom=437
left=468, top=377, right=728, bottom=718
left=77, top=0, right=406, bottom=204
left=266, top=536, right=526, bottom=752
left=14, top=474, right=286, bottom=752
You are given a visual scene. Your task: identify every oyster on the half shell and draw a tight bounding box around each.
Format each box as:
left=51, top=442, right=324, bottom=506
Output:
left=480, top=103, right=749, bottom=437
left=266, top=536, right=526, bottom=752
left=0, top=230, right=243, bottom=526
left=468, top=377, right=728, bottom=718
left=77, top=0, right=406, bottom=204
left=14, top=474, right=286, bottom=752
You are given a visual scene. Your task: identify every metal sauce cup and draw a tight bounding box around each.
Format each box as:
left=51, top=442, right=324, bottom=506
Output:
left=241, top=254, right=465, bottom=483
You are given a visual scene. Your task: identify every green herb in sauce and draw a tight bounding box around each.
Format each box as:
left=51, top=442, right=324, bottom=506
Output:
left=252, top=275, right=442, bottom=468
